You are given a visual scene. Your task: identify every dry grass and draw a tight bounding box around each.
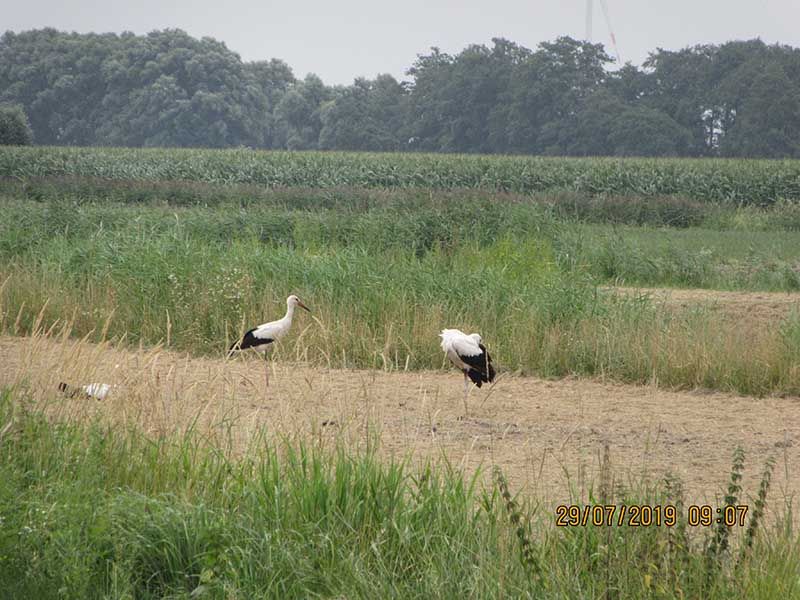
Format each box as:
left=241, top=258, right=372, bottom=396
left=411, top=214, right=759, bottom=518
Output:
left=4, top=323, right=799, bottom=517
left=5, top=262, right=800, bottom=397
left=3, top=327, right=799, bottom=597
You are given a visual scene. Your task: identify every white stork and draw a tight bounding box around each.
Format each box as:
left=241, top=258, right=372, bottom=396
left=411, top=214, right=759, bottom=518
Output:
left=58, top=381, right=113, bottom=400
left=227, top=294, right=311, bottom=387
left=439, top=328, right=496, bottom=415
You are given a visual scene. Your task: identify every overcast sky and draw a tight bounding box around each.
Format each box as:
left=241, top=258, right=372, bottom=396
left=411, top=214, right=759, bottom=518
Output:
left=5, top=0, right=800, bottom=85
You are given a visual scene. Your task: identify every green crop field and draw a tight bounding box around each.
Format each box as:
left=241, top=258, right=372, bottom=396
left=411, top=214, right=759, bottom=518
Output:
left=2, top=146, right=800, bottom=203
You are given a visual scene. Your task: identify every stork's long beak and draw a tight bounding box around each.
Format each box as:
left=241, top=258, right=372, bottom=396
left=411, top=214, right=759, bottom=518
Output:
left=298, top=300, right=311, bottom=312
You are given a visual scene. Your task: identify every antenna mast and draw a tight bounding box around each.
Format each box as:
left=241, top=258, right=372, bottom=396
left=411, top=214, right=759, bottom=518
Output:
left=599, top=0, right=622, bottom=62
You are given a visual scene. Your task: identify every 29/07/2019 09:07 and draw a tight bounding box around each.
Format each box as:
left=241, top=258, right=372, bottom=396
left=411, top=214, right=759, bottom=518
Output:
left=555, top=504, right=750, bottom=527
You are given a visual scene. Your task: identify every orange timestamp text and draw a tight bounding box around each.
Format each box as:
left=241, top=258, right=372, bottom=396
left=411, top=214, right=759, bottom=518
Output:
left=555, top=504, right=750, bottom=527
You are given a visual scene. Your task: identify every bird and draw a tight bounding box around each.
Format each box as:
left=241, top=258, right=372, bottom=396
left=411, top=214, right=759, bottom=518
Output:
left=227, top=294, right=311, bottom=388
left=439, top=328, right=496, bottom=416
left=58, top=381, right=113, bottom=400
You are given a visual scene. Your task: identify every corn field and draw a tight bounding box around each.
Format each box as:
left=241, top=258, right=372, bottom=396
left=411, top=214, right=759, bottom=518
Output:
left=2, top=146, right=800, bottom=204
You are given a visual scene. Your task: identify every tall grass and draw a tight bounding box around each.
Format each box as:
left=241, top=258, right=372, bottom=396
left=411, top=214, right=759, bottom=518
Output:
left=0, top=388, right=797, bottom=599
left=3, top=190, right=800, bottom=394
left=5, top=178, right=800, bottom=293
left=556, top=225, right=800, bottom=290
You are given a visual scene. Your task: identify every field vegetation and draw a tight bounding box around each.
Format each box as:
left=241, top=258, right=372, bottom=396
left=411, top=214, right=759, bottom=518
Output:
left=3, top=18, right=800, bottom=596
left=2, top=147, right=800, bottom=596
left=2, top=146, right=800, bottom=203
left=2, top=172, right=800, bottom=395
left=1, top=387, right=797, bottom=599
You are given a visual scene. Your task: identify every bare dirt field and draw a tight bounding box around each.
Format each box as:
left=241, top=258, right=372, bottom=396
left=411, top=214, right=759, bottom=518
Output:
left=3, top=306, right=799, bottom=518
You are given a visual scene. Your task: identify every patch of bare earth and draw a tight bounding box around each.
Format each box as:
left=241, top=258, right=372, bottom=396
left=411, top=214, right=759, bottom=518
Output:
left=2, top=330, right=798, bottom=521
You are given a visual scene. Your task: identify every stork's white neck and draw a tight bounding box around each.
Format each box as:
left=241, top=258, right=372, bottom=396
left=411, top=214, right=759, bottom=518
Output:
left=284, top=301, right=296, bottom=321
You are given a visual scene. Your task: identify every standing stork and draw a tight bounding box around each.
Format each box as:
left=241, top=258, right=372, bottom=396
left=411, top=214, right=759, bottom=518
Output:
left=439, top=328, right=496, bottom=416
left=228, top=294, right=311, bottom=388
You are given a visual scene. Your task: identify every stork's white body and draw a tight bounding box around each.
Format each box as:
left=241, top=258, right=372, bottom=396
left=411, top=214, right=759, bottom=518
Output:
left=228, top=295, right=311, bottom=391
left=229, top=295, right=310, bottom=356
left=439, top=328, right=496, bottom=416
left=439, top=328, right=484, bottom=371
left=247, top=305, right=298, bottom=345
left=83, top=383, right=112, bottom=400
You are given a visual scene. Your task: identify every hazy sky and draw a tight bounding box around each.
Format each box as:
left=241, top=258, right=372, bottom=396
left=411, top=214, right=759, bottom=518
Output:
left=6, top=0, right=800, bottom=84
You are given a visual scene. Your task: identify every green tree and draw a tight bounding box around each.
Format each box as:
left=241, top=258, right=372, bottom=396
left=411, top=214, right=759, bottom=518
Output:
left=0, top=28, right=273, bottom=148
left=0, top=29, right=112, bottom=144
left=719, top=59, right=800, bottom=157
left=272, top=73, right=334, bottom=150
left=0, top=103, right=33, bottom=145
left=504, top=37, right=613, bottom=154
left=319, top=75, right=406, bottom=151
left=546, top=89, right=626, bottom=155
left=608, top=105, right=692, bottom=156
left=406, top=39, right=529, bottom=153
left=94, top=29, right=271, bottom=148
left=641, top=40, right=778, bottom=156
left=244, top=59, right=296, bottom=148
left=1, top=28, right=799, bottom=156
left=606, top=63, right=654, bottom=103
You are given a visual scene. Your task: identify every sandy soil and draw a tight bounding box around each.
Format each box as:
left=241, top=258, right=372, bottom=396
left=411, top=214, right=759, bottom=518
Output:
left=2, top=324, right=798, bottom=515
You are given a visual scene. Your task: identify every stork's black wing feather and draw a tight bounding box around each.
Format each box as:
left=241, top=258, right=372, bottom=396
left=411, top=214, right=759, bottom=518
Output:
left=57, top=382, right=92, bottom=399
left=459, top=344, right=495, bottom=386
left=228, top=328, right=274, bottom=357
left=58, top=382, right=79, bottom=398
left=465, top=369, right=485, bottom=387
left=479, top=344, right=496, bottom=382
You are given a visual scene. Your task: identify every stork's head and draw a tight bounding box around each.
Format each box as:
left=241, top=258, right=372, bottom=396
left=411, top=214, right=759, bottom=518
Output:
left=469, top=333, right=483, bottom=345
left=287, top=294, right=311, bottom=312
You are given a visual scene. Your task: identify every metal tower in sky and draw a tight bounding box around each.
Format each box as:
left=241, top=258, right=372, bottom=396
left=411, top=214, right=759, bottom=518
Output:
left=585, top=0, right=622, bottom=63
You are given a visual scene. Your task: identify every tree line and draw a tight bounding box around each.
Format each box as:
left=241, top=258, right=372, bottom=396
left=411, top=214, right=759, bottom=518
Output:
left=1, top=28, right=799, bottom=157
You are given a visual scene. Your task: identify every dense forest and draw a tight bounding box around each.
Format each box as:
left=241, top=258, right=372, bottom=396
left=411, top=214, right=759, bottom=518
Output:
left=1, top=28, right=799, bottom=157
